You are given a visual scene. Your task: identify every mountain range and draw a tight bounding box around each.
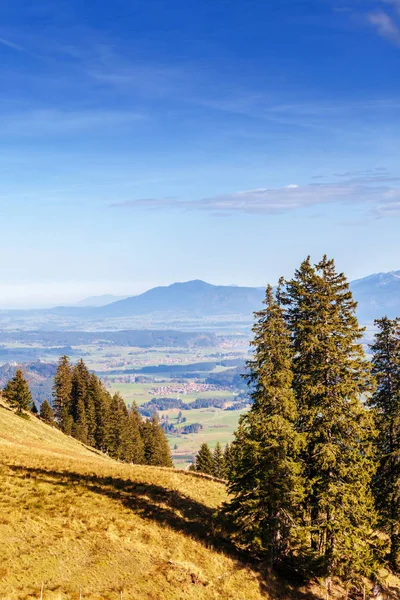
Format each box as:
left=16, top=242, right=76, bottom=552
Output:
left=1, top=271, right=400, bottom=325
left=74, top=271, right=400, bottom=323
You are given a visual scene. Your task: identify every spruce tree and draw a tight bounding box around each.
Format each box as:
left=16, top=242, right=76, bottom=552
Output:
left=40, top=399, right=55, bottom=425
left=195, top=443, right=214, bottom=475
left=141, top=419, right=154, bottom=465
left=4, top=369, right=33, bottom=414
left=140, top=414, right=172, bottom=467
left=72, top=395, right=88, bottom=443
left=128, top=403, right=145, bottom=464
left=212, top=442, right=225, bottom=478
left=107, top=392, right=128, bottom=460
left=223, top=285, right=303, bottom=564
left=70, top=360, right=91, bottom=443
left=149, top=413, right=173, bottom=467
left=223, top=443, right=234, bottom=479
left=89, top=373, right=110, bottom=452
left=370, top=317, right=400, bottom=571
left=53, top=355, right=73, bottom=433
left=284, top=256, right=377, bottom=582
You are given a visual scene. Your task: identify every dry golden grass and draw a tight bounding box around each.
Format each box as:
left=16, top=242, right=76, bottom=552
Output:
left=1, top=399, right=398, bottom=600
left=0, top=400, right=268, bottom=600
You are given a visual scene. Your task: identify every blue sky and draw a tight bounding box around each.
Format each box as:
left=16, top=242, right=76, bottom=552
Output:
left=1, top=0, right=400, bottom=307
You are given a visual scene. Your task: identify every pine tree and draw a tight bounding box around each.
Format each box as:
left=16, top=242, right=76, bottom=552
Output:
left=150, top=413, right=173, bottom=467
left=370, top=317, right=400, bottom=571
left=212, top=442, right=225, bottom=478
left=284, top=256, right=378, bottom=582
left=141, top=414, right=172, bottom=467
left=223, top=285, right=303, bottom=564
left=70, top=360, right=91, bottom=444
left=40, top=399, right=55, bottom=425
left=127, top=403, right=145, bottom=464
left=72, top=395, right=88, bottom=443
left=4, top=369, right=33, bottom=414
left=141, top=419, right=154, bottom=465
left=53, top=355, right=73, bottom=433
left=223, top=443, right=234, bottom=478
left=89, top=373, right=110, bottom=452
left=107, top=392, right=128, bottom=460
left=195, top=443, right=214, bottom=475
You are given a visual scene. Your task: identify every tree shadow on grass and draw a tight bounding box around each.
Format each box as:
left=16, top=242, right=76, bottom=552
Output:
left=8, top=464, right=321, bottom=600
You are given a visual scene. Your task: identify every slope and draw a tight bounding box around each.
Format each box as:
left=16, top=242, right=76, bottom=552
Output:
left=350, top=270, right=400, bottom=322
left=0, top=398, right=269, bottom=600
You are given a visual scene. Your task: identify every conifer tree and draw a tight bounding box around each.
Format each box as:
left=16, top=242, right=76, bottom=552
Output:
left=141, top=418, right=154, bottom=465
left=53, top=355, right=73, bottom=434
left=40, top=399, right=55, bottom=425
left=107, top=392, right=128, bottom=460
left=140, top=414, right=172, bottom=467
left=223, top=443, right=234, bottom=479
left=70, top=360, right=91, bottom=443
left=127, top=403, right=145, bottom=464
left=150, top=413, right=173, bottom=467
left=72, top=395, right=88, bottom=443
left=195, top=443, right=214, bottom=475
left=370, top=317, right=400, bottom=571
left=223, top=285, right=303, bottom=564
left=284, top=256, right=377, bottom=581
left=212, top=442, right=225, bottom=478
left=4, top=369, right=33, bottom=414
left=89, top=373, right=110, bottom=452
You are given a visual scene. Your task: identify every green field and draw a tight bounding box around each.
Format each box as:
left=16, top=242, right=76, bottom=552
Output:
left=0, top=338, right=250, bottom=468
left=161, top=407, right=248, bottom=469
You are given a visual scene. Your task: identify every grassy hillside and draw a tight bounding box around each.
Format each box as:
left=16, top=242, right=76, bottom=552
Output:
left=0, top=398, right=270, bottom=600
left=3, top=400, right=400, bottom=600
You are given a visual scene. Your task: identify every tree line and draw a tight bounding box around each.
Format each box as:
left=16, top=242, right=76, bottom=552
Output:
left=2, top=356, right=172, bottom=467
left=218, top=256, right=400, bottom=590
left=191, top=441, right=234, bottom=479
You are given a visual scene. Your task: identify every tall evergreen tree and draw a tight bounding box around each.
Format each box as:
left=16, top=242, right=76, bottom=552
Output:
left=212, top=442, right=225, bottom=478
left=70, top=360, right=91, bottom=444
left=127, top=403, right=145, bottom=464
left=223, top=443, right=234, bottom=479
left=195, top=443, right=214, bottom=475
left=149, top=413, right=173, bottom=467
left=370, top=316, right=400, bottom=571
left=89, top=373, right=110, bottom=452
left=72, top=395, right=88, bottom=443
left=224, top=285, right=303, bottom=564
left=284, top=256, right=378, bottom=581
left=4, top=369, right=33, bottom=414
left=52, top=355, right=73, bottom=434
left=107, top=392, right=128, bottom=460
left=40, top=399, right=55, bottom=425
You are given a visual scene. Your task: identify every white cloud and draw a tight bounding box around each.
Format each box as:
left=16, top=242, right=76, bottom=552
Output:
left=112, top=179, right=400, bottom=217
left=368, top=11, right=400, bottom=44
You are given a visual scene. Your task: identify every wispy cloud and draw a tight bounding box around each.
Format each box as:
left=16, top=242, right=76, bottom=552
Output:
left=112, top=179, right=400, bottom=218
left=368, top=11, right=400, bottom=44
left=0, top=109, right=146, bottom=136
left=0, top=37, right=24, bottom=52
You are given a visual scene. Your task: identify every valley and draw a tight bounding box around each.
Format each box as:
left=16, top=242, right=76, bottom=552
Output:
left=0, top=271, right=399, bottom=469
